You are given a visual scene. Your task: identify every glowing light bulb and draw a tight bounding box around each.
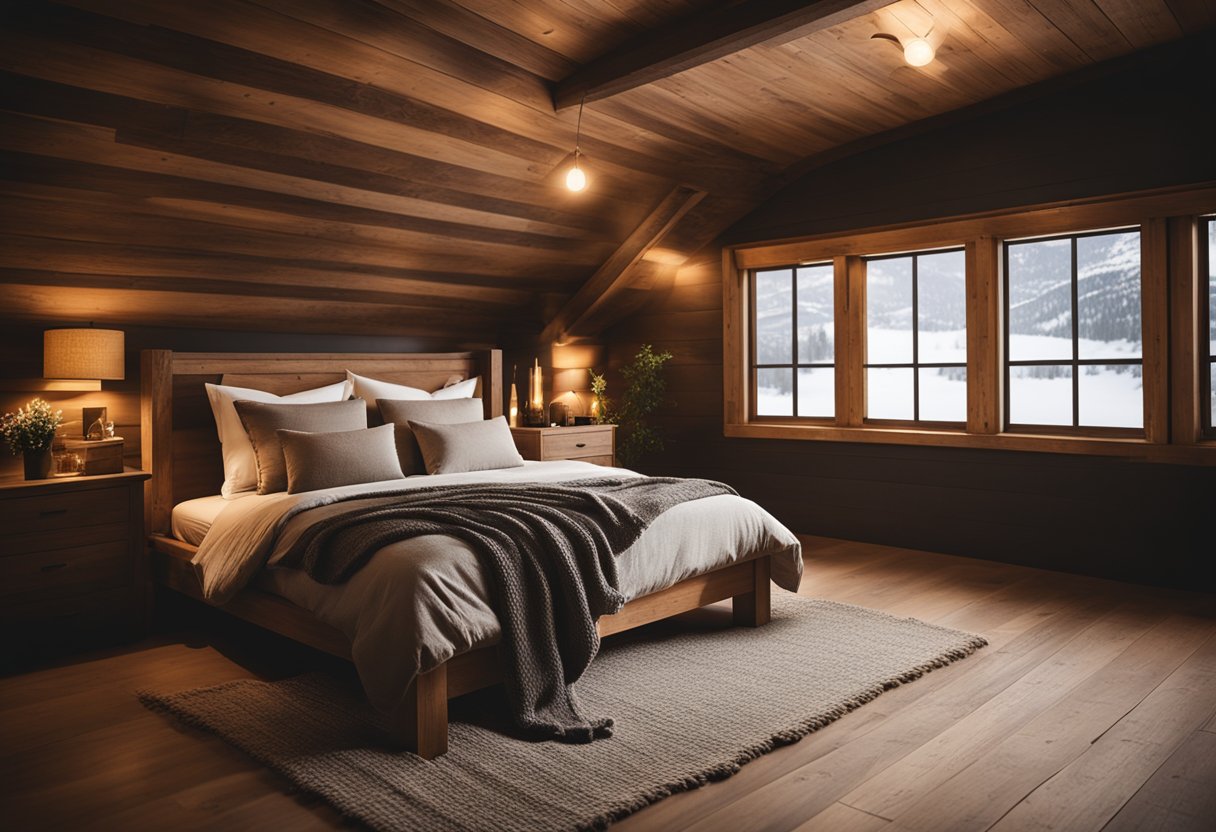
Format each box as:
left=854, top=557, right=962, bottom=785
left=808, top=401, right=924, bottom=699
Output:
left=565, top=164, right=587, bottom=192
left=903, top=38, right=935, bottom=67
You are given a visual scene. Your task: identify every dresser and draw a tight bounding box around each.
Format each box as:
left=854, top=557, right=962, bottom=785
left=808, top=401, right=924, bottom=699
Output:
left=510, top=424, right=616, bottom=467
left=0, top=468, right=150, bottom=667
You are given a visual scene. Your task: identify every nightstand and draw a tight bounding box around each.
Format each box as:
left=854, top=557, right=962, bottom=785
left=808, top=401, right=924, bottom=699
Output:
left=0, top=468, right=150, bottom=666
left=510, top=424, right=617, bottom=467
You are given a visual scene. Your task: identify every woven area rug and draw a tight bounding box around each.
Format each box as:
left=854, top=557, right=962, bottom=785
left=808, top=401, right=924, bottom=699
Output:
left=142, top=595, right=986, bottom=832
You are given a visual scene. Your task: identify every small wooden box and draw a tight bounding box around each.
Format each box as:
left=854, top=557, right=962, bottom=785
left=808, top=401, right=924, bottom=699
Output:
left=61, top=437, right=125, bottom=475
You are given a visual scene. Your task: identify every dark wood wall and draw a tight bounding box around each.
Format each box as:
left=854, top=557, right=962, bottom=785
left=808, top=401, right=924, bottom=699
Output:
left=0, top=323, right=483, bottom=479
left=608, top=40, right=1216, bottom=590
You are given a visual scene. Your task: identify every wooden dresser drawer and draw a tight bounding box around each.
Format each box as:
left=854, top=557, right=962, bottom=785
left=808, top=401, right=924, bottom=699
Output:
left=511, top=425, right=616, bottom=467
left=0, top=487, right=128, bottom=535
left=0, top=469, right=149, bottom=667
left=3, top=522, right=130, bottom=558
left=0, top=540, right=132, bottom=603
left=543, top=428, right=614, bottom=460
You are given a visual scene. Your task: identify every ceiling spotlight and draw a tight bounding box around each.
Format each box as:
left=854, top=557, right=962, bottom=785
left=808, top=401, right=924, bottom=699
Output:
left=903, top=38, right=935, bottom=67
left=871, top=31, right=937, bottom=67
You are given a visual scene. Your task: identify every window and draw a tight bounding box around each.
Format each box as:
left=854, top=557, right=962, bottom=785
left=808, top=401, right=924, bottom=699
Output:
left=752, top=263, right=834, bottom=418
left=1205, top=216, right=1215, bottom=435
left=865, top=249, right=967, bottom=423
left=1005, top=229, right=1143, bottom=431
left=725, top=186, right=1216, bottom=462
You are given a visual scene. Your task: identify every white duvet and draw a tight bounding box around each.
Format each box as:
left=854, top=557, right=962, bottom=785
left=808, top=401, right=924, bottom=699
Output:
left=191, top=460, right=803, bottom=713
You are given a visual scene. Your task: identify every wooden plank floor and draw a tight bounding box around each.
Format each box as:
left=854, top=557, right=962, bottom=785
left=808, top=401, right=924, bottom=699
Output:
left=2, top=535, right=1214, bottom=831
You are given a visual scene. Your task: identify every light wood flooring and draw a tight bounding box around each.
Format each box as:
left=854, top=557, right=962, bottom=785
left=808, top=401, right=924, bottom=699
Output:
left=2, top=536, right=1214, bottom=831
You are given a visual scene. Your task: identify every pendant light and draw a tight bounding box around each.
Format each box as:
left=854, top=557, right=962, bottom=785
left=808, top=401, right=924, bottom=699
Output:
left=871, top=30, right=937, bottom=67
left=565, top=96, right=588, bottom=193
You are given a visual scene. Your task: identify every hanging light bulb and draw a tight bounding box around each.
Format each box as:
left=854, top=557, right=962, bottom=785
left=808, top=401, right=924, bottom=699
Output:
left=565, top=153, right=587, bottom=192
left=564, top=96, right=588, bottom=193
left=903, top=37, right=935, bottom=67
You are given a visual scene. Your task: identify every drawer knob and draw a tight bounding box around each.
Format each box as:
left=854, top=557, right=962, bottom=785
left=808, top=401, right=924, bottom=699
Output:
left=576, top=442, right=586, bottom=448
left=39, top=508, right=68, bottom=517
left=40, top=562, right=68, bottom=572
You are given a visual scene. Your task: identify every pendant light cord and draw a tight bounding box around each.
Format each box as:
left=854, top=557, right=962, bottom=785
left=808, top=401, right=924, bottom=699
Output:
left=574, top=95, right=585, bottom=163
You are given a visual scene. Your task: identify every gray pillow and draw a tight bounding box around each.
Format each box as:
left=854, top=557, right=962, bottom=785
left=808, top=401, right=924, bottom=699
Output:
left=410, top=416, right=525, bottom=475
left=377, top=397, right=484, bottom=475
left=234, top=399, right=367, bottom=494
left=277, top=424, right=404, bottom=494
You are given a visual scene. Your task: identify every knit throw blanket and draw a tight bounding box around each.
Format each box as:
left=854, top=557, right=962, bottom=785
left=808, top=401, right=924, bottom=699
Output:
left=276, top=476, right=737, bottom=743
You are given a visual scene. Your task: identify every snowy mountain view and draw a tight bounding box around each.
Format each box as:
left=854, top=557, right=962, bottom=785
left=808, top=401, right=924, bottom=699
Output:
left=754, top=230, right=1149, bottom=428
left=1006, top=230, right=1142, bottom=427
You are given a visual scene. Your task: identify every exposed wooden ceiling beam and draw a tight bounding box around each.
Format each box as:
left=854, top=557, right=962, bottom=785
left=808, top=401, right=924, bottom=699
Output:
left=552, top=0, right=889, bottom=111
left=541, top=186, right=705, bottom=343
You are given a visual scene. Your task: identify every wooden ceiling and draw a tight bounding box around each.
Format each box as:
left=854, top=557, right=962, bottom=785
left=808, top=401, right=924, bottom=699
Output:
left=0, top=0, right=1211, bottom=343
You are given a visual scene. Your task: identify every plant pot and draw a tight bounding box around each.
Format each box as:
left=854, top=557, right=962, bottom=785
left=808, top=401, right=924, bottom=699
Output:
left=23, top=446, right=53, bottom=480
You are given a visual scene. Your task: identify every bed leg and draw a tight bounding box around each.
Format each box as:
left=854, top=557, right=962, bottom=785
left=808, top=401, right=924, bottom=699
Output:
left=733, top=556, right=771, bottom=628
left=391, top=664, right=449, bottom=759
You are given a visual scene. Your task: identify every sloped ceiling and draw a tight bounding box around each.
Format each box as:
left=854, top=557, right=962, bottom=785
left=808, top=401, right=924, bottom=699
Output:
left=0, top=0, right=1210, bottom=343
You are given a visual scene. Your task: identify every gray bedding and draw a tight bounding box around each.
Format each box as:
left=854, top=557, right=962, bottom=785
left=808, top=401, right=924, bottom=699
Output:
left=190, top=461, right=804, bottom=715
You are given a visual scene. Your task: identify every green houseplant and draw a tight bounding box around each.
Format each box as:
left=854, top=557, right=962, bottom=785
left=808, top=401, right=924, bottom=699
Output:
left=614, top=344, right=673, bottom=468
left=2, top=398, right=63, bottom=480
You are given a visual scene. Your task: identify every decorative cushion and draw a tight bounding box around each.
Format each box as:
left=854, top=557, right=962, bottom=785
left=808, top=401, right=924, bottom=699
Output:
left=376, top=397, right=484, bottom=475
left=277, top=424, right=404, bottom=494
left=234, top=399, right=367, bottom=494
left=346, top=371, right=479, bottom=424
left=205, top=379, right=351, bottom=498
left=409, top=416, right=524, bottom=475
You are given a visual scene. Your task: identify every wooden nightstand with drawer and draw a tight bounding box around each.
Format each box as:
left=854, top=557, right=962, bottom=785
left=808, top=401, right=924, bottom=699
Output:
left=0, top=468, right=150, bottom=666
left=510, top=424, right=617, bottom=467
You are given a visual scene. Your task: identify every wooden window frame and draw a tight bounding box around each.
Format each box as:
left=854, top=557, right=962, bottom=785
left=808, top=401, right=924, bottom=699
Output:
left=1002, top=228, right=1144, bottom=436
left=861, top=247, right=968, bottom=426
left=749, top=263, right=835, bottom=422
left=723, top=184, right=1216, bottom=464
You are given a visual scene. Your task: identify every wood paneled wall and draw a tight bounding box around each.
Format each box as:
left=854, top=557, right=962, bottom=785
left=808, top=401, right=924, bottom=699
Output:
left=608, top=43, right=1216, bottom=590
left=0, top=323, right=485, bottom=479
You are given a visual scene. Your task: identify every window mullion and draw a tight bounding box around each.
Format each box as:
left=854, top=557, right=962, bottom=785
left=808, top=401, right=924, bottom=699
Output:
left=966, top=237, right=1002, bottom=434
left=1142, top=217, right=1171, bottom=443
left=835, top=255, right=865, bottom=427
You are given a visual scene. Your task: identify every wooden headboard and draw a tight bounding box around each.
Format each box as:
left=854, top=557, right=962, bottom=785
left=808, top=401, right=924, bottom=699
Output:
left=140, top=349, right=503, bottom=535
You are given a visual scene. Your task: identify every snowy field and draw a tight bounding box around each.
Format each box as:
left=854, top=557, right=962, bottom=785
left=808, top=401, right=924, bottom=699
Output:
left=757, top=329, right=1144, bottom=427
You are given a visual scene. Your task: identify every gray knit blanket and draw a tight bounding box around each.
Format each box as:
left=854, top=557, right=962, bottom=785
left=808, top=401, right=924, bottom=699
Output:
left=276, top=476, right=737, bottom=743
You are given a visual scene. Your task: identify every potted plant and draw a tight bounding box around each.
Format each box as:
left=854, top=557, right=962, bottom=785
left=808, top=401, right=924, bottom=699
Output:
left=2, top=398, right=63, bottom=480
left=615, top=344, right=673, bottom=468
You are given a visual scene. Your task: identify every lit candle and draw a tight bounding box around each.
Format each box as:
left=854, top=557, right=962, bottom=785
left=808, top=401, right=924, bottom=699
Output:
left=531, top=359, right=544, bottom=411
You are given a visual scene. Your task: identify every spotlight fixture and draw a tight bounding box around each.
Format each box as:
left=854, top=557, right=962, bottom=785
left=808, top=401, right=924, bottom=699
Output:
left=871, top=31, right=937, bottom=67
left=565, top=96, right=588, bottom=193
left=902, top=37, right=935, bottom=67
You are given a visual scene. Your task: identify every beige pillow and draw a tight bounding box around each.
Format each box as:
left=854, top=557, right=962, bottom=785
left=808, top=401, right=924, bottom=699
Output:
left=205, top=379, right=351, bottom=498
left=234, top=399, right=367, bottom=494
left=410, top=416, right=524, bottom=475
left=377, top=397, right=484, bottom=475
left=277, top=424, right=404, bottom=494
left=346, top=370, right=479, bottom=424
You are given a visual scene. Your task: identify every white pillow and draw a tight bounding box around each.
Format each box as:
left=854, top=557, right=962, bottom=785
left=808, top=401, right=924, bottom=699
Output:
left=205, top=380, right=352, bottom=498
left=431, top=377, right=479, bottom=399
left=346, top=371, right=478, bottom=421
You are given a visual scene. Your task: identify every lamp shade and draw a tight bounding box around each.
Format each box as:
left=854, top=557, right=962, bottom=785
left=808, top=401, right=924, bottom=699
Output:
left=44, top=328, right=125, bottom=380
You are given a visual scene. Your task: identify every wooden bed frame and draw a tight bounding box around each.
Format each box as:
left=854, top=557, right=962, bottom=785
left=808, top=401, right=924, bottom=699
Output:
left=141, top=349, right=771, bottom=758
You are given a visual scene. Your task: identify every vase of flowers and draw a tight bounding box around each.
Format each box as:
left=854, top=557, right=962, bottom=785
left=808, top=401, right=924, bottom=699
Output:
left=2, top=398, right=63, bottom=480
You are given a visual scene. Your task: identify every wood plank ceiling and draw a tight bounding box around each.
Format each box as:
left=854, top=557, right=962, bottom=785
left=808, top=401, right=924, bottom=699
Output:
left=0, top=0, right=1210, bottom=343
